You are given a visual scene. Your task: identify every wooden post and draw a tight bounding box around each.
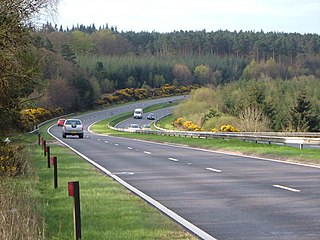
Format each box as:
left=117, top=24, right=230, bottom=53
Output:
left=43, top=140, right=46, bottom=156
left=68, top=181, right=81, bottom=240
left=47, top=146, right=50, bottom=168
left=53, top=156, right=58, bottom=189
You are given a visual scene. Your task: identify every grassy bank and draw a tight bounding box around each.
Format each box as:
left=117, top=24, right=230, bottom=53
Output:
left=4, top=123, right=196, bottom=240
left=91, top=116, right=320, bottom=166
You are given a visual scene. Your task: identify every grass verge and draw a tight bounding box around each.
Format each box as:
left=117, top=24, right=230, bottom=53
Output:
left=6, top=123, right=196, bottom=240
left=91, top=116, right=320, bottom=166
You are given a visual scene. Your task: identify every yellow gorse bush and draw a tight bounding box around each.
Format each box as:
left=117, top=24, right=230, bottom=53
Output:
left=173, top=118, right=202, bottom=131
left=174, top=117, right=184, bottom=126
left=19, top=107, right=63, bottom=131
left=0, top=142, right=27, bottom=177
left=220, top=124, right=240, bottom=132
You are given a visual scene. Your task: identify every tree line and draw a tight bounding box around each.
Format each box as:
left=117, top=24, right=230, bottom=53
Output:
left=174, top=77, right=320, bottom=132
left=1, top=12, right=320, bottom=133
left=35, top=23, right=320, bottom=92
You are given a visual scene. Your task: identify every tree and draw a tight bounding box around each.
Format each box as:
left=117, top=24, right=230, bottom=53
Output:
left=0, top=0, right=58, bottom=133
left=61, top=44, right=76, bottom=63
left=172, top=64, right=192, bottom=85
left=242, top=59, right=261, bottom=80
left=239, top=106, right=270, bottom=132
left=290, top=90, right=318, bottom=132
left=194, top=64, right=212, bottom=85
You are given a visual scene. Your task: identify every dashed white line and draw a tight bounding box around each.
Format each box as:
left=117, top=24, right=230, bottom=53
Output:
left=144, top=151, right=151, bottom=155
left=97, top=139, right=101, bottom=141
left=273, top=185, right=301, bottom=193
left=168, top=157, right=179, bottom=162
left=104, top=140, right=109, bottom=143
left=114, top=143, right=119, bottom=147
left=206, top=167, right=222, bottom=173
left=127, top=147, right=132, bottom=150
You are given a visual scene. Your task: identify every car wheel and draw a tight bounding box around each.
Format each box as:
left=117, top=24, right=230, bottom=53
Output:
left=62, top=133, right=66, bottom=138
left=79, top=134, right=84, bottom=139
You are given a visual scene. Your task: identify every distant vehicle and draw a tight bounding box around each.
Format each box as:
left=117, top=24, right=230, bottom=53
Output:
left=133, top=108, right=143, bottom=119
left=57, top=118, right=65, bottom=127
left=128, top=123, right=140, bottom=132
left=62, top=119, right=84, bottom=138
left=142, top=124, right=151, bottom=130
left=147, top=113, right=155, bottom=120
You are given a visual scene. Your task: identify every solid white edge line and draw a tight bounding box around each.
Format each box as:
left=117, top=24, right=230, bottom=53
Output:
left=273, top=185, right=301, bottom=192
left=47, top=125, right=217, bottom=240
left=206, top=168, right=222, bottom=173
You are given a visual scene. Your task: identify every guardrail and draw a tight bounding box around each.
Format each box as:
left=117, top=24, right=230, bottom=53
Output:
left=109, top=124, right=320, bottom=149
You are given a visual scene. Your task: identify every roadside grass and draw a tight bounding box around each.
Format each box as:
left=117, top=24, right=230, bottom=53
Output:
left=156, top=114, right=176, bottom=130
left=26, top=124, right=196, bottom=240
left=91, top=116, right=320, bottom=166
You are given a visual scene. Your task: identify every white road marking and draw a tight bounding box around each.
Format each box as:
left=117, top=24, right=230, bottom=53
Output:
left=104, top=140, right=109, bottom=143
left=114, top=144, right=119, bottom=146
left=113, top=172, right=134, bottom=175
left=127, top=147, right=132, bottom=150
left=168, top=157, right=179, bottom=162
left=97, top=139, right=100, bottom=141
left=206, top=167, right=222, bottom=173
left=144, top=151, right=151, bottom=155
left=187, top=163, right=192, bottom=165
left=273, top=185, right=301, bottom=193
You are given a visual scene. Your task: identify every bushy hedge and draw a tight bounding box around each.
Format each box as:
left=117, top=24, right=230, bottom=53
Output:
left=19, top=107, right=64, bottom=131
left=97, top=85, right=197, bottom=106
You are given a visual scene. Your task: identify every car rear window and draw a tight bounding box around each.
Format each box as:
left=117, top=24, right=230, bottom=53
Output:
left=65, top=120, right=82, bottom=125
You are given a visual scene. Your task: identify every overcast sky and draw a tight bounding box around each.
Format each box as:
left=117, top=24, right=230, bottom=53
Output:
left=56, top=0, right=320, bottom=34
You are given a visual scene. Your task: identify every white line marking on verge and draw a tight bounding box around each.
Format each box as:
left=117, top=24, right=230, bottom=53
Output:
left=206, top=168, right=222, bottom=173
left=47, top=125, right=217, bottom=240
left=273, top=185, right=301, bottom=192
left=168, top=157, right=179, bottom=162
left=144, top=151, right=151, bottom=155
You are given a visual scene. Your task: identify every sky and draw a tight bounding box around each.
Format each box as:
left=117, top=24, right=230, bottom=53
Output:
left=56, top=0, right=320, bottom=34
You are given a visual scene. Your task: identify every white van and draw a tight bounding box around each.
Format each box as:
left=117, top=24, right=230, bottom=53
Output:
left=133, top=108, right=143, bottom=119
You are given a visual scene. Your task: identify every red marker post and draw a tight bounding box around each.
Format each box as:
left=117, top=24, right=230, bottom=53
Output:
left=68, top=181, right=81, bottom=240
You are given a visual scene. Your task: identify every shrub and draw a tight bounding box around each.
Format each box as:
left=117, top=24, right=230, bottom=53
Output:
left=173, top=117, right=184, bottom=126
left=183, top=121, right=193, bottom=129
left=0, top=142, right=28, bottom=177
left=187, top=124, right=202, bottom=131
left=19, top=107, right=63, bottom=131
left=220, top=124, right=240, bottom=132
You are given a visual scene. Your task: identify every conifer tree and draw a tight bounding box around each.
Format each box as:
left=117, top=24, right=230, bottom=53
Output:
left=290, top=89, right=317, bottom=132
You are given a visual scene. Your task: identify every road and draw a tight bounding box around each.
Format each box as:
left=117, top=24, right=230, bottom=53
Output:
left=115, top=107, right=173, bottom=129
left=49, top=97, right=320, bottom=240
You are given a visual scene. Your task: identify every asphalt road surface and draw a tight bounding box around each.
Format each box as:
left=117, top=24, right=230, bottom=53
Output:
left=49, top=97, right=320, bottom=240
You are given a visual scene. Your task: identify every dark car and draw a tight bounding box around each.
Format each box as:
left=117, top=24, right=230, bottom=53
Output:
left=147, top=113, right=155, bottom=120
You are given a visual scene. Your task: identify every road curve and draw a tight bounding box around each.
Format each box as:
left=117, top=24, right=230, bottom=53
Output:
left=49, top=97, right=320, bottom=240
